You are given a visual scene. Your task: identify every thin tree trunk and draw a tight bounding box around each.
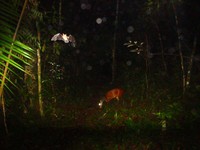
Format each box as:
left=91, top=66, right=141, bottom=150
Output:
left=155, top=23, right=167, bottom=73
left=37, top=47, right=44, bottom=117
left=111, top=0, right=119, bottom=83
left=172, top=2, right=186, bottom=95
left=1, top=94, right=8, bottom=134
left=36, top=23, right=44, bottom=117
left=186, top=37, right=197, bottom=89
left=59, top=0, right=62, bottom=31
left=144, top=35, right=149, bottom=100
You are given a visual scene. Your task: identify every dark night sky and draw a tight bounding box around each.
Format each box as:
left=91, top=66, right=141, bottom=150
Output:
left=39, top=0, right=200, bottom=84
left=39, top=0, right=200, bottom=45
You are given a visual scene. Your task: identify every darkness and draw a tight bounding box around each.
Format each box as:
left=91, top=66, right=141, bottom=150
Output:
left=40, top=0, right=150, bottom=85
left=1, top=0, right=200, bottom=149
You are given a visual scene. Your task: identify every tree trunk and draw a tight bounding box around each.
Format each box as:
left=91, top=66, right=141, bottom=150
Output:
left=111, top=0, right=119, bottom=83
left=37, top=47, right=44, bottom=117
left=186, top=37, right=197, bottom=89
left=36, top=23, right=44, bottom=117
left=172, top=2, right=186, bottom=95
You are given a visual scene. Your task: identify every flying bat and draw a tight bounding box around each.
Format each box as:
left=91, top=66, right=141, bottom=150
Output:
left=51, top=33, right=76, bottom=47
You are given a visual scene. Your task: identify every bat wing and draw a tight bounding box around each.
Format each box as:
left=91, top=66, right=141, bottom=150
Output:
left=51, top=33, right=76, bottom=47
left=68, top=35, right=76, bottom=47
left=51, top=33, right=64, bottom=41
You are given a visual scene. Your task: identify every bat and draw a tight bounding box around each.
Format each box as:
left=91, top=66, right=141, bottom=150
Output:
left=51, top=33, right=76, bottom=47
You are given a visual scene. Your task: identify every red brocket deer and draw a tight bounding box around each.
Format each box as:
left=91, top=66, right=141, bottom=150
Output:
left=98, top=88, right=124, bottom=108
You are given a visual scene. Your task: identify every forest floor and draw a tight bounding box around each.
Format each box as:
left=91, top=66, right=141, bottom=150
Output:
left=1, top=101, right=200, bottom=149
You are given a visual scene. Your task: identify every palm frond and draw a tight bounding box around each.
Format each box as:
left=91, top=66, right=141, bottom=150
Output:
left=0, top=0, right=34, bottom=95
